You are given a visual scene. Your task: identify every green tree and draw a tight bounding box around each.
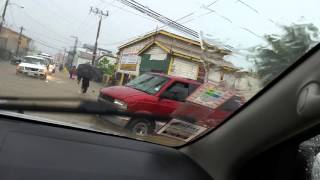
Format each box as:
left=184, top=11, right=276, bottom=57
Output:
left=250, top=23, right=319, bottom=85
left=98, top=57, right=115, bottom=76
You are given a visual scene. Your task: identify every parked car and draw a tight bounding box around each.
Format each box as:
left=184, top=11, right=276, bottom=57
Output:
left=98, top=73, right=201, bottom=136
left=16, top=56, right=48, bottom=80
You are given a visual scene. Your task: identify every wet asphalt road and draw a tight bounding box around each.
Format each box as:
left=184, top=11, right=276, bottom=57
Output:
left=0, top=61, right=182, bottom=146
left=0, top=61, right=122, bottom=132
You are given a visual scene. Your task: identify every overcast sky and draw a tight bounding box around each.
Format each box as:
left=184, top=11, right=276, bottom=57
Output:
left=1, top=0, right=319, bottom=69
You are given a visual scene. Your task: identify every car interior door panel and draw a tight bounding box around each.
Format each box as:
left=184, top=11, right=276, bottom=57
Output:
left=0, top=114, right=212, bottom=180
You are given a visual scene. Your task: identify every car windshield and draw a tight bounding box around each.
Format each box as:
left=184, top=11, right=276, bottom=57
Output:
left=23, top=57, right=46, bottom=65
left=126, top=74, right=169, bottom=94
left=0, top=0, right=319, bottom=147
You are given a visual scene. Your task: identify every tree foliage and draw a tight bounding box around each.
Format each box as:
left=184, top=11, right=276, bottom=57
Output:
left=251, top=23, right=319, bottom=85
left=97, top=57, right=115, bottom=76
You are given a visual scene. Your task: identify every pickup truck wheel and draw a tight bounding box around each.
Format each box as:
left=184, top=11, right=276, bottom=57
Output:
left=126, top=118, right=155, bottom=136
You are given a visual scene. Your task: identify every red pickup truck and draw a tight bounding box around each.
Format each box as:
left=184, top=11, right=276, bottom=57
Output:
left=99, top=73, right=201, bottom=136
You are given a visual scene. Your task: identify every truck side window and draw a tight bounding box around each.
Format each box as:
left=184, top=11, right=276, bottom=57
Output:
left=163, top=82, right=189, bottom=102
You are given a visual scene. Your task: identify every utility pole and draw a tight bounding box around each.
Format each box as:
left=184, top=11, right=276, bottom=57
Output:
left=15, top=26, right=24, bottom=56
left=90, top=7, right=108, bottom=66
left=62, top=47, right=67, bottom=65
left=70, top=36, right=78, bottom=67
left=0, top=0, right=10, bottom=32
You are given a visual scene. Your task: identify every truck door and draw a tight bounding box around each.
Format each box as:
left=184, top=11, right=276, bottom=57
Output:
left=156, top=82, right=190, bottom=116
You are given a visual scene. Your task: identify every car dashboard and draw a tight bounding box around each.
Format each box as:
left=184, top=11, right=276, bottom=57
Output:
left=0, top=113, right=212, bottom=180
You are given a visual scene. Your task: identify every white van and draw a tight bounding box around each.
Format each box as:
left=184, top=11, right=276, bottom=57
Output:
left=37, top=53, right=56, bottom=74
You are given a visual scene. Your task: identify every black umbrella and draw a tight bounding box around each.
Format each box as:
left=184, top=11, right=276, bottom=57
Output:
left=77, top=64, right=95, bottom=80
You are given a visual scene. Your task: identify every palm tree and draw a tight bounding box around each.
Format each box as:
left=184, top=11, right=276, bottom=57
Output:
left=251, top=23, right=319, bottom=85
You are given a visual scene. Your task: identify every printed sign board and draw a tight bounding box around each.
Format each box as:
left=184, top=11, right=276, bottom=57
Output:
left=187, top=82, right=235, bottom=109
left=157, top=119, right=207, bottom=142
left=119, top=39, right=152, bottom=72
left=120, top=53, right=139, bottom=64
left=119, top=54, right=139, bottom=71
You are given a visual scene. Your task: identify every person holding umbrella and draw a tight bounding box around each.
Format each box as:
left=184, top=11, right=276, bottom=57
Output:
left=77, top=63, right=94, bottom=94
left=78, top=76, right=90, bottom=94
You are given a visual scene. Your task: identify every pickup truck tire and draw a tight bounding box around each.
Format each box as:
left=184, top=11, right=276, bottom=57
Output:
left=126, top=118, right=155, bottom=136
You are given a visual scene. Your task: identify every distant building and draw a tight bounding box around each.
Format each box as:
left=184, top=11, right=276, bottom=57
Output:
left=0, top=27, right=32, bottom=59
left=97, top=54, right=117, bottom=65
left=67, top=45, right=116, bottom=68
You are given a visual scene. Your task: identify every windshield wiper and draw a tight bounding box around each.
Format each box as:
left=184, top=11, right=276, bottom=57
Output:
left=0, top=97, right=170, bottom=121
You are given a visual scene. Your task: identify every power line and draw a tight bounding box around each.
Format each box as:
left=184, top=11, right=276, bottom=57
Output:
left=200, top=3, right=264, bottom=40
left=101, top=0, right=120, bottom=14
left=101, top=0, right=259, bottom=52
left=99, top=12, right=196, bottom=47
left=205, top=0, right=220, bottom=8
left=27, top=29, right=72, bottom=45
left=101, top=0, right=245, bottom=53
left=115, top=0, right=199, bottom=37
left=102, top=0, right=203, bottom=39
left=78, top=20, right=99, bottom=35
left=22, top=11, right=71, bottom=42
left=8, top=6, right=19, bottom=29
left=235, top=0, right=279, bottom=27
left=33, top=38, right=64, bottom=51
left=8, top=8, right=72, bottom=45
left=48, top=0, right=79, bottom=23
left=98, top=10, right=216, bottom=47
left=100, top=0, right=158, bottom=23
left=130, top=0, right=198, bottom=36
left=32, top=0, right=77, bottom=26
left=73, top=14, right=92, bottom=34
left=240, top=27, right=263, bottom=39
left=202, top=6, right=233, bottom=23
left=236, top=0, right=259, bottom=13
left=73, top=0, right=107, bottom=34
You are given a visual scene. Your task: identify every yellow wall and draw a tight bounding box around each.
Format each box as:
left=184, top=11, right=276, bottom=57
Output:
left=0, top=28, right=30, bottom=49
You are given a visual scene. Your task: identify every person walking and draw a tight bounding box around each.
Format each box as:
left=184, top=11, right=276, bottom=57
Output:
left=68, top=65, right=73, bottom=79
left=78, top=75, right=90, bottom=94
left=76, top=63, right=93, bottom=94
left=69, top=66, right=76, bottom=79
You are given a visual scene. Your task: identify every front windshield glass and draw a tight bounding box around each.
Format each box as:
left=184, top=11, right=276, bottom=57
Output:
left=126, top=74, right=169, bottom=95
left=0, top=0, right=319, bottom=146
left=24, top=57, right=46, bottom=65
